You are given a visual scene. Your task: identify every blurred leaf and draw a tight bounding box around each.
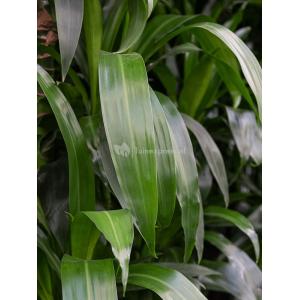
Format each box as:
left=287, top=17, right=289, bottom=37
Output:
left=150, top=90, right=176, bottom=228
left=158, top=262, right=220, bottom=281
left=128, top=264, right=207, bottom=300
left=61, top=255, right=118, bottom=300
left=38, top=44, right=90, bottom=111
left=226, top=107, right=262, bottom=164
left=37, top=65, right=95, bottom=216
left=194, top=23, right=262, bottom=119
left=79, top=115, right=106, bottom=180
left=136, top=15, right=210, bottom=61
left=54, top=0, right=83, bottom=80
left=83, top=0, right=103, bottom=114
left=205, top=206, right=260, bottom=261
left=148, top=42, right=201, bottom=71
left=191, top=27, right=257, bottom=114
left=37, top=251, right=54, bottom=300
left=179, top=55, right=215, bottom=117
left=74, top=36, right=89, bottom=80
left=102, top=0, right=127, bottom=51
left=37, top=227, right=61, bottom=278
left=38, top=157, right=69, bottom=250
left=153, top=64, right=177, bottom=101
left=157, top=92, right=202, bottom=262
left=118, top=0, right=148, bottom=52
left=204, top=232, right=262, bottom=300
left=183, top=114, right=229, bottom=206
left=199, top=164, right=213, bottom=200
left=83, top=209, right=134, bottom=293
left=37, top=197, right=51, bottom=236
left=147, top=0, right=157, bottom=17
left=98, top=52, right=158, bottom=255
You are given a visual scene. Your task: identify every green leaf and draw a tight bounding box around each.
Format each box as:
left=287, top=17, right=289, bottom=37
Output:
left=54, top=0, right=83, bottom=80
left=98, top=52, right=158, bottom=255
left=128, top=264, right=207, bottom=300
left=136, top=15, right=210, bottom=61
left=205, top=206, right=260, bottom=261
left=38, top=44, right=90, bottom=112
left=37, top=65, right=95, bottom=216
left=61, top=255, right=118, bottom=300
left=226, top=107, right=262, bottom=164
left=150, top=90, right=176, bottom=228
left=158, top=262, right=220, bottom=281
left=79, top=115, right=105, bottom=180
left=179, top=55, right=215, bottom=116
left=148, top=42, right=201, bottom=71
left=191, top=27, right=257, bottom=114
left=71, top=213, right=99, bottom=260
left=194, top=22, right=262, bottom=119
left=215, top=60, right=255, bottom=110
left=182, top=114, right=229, bottom=206
left=118, top=0, right=148, bottom=52
left=83, top=0, right=103, bottom=114
left=156, top=92, right=202, bottom=262
left=102, top=0, right=127, bottom=51
left=83, top=210, right=134, bottom=293
left=153, top=64, right=177, bottom=101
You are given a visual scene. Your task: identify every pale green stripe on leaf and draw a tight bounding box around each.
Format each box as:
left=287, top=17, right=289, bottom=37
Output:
left=61, top=256, right=117, bottom=300
left=83, top=210, right=134, bottom=293
left=98, top=52, right=158, bottom=256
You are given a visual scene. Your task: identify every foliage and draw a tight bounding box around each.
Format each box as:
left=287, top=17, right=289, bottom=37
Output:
left=37, top=0, right=262, bottom=299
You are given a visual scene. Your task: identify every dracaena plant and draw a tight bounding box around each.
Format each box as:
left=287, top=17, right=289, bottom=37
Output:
left=37, top=0, right=262, bottom=299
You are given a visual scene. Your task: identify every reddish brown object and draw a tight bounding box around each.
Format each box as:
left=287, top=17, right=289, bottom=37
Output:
left=37, top=9, right=54, bottom=31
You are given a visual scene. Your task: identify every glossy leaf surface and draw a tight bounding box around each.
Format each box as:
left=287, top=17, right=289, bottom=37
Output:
left=150, top=90, right=176, bottom=228
left=205, top=206, right=260, bottom=261
left=128, top=264, right=207, bottom=300
left=194, top=22, right=262, bottom=119
left=157, top=92, right=202, bottom=262
left=98, top=52, right=158, bottom=255
left=84, top=210, right=134, bottom=292
left=61, top=256, right=117, bottom=300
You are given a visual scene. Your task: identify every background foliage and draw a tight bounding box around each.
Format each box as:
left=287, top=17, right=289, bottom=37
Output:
left=37, top=0, right=262, bottom=299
